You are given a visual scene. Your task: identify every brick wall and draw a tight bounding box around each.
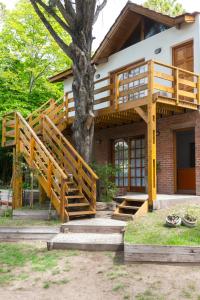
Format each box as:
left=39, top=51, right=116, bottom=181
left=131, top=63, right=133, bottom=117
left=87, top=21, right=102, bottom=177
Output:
left=94, top=110, right=200, bottom=195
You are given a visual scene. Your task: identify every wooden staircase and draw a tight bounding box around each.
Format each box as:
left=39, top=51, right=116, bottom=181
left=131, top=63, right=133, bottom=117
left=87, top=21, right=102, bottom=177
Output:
left=1, top=97, right=98, bottom=222
left=112, top=198, right=148, bottom=221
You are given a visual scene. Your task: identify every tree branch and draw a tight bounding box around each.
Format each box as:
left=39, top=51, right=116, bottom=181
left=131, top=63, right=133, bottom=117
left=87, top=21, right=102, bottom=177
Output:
left=32, top=0, right=73, bottom=35
left=55, top=0, right=75, bottom=28
left=93, top=0, right=107, bottom=24
left=30, top=0, right=72, bottom=58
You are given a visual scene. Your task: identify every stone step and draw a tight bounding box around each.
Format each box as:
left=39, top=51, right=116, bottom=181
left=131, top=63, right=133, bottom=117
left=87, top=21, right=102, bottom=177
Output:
left=60, top=218, right=126, bottom=234
left=47, top=232, right=124, bottom=251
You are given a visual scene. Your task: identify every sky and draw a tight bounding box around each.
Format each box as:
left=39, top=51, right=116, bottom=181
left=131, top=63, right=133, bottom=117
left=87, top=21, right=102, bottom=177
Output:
left=2, top=0, right=200, bottom=49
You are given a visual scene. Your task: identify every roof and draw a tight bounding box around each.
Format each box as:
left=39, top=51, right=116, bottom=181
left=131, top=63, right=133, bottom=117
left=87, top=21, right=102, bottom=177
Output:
left=49, top=1, right=198, bottom=83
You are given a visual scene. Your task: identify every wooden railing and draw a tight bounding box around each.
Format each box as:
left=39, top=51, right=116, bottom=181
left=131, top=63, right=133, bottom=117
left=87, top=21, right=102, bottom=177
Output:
left=1, top=111, right=16, bottom=147
left=15, top=112, right=68, bottom=221
left=42, top=115, right=98, bottom=211
left=62, top=60, right=200, bottom=120
left=153, top=60, right=200, bottom=105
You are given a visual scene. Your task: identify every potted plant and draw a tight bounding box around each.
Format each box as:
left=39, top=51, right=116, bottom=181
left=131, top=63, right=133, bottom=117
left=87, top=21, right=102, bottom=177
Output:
left=166, top=214, right=181, bottom=227
left=182, top=213, right=197, bottom=228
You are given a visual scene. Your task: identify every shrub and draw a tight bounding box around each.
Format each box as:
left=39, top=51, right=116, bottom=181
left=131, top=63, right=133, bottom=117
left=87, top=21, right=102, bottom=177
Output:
left=91, top=163, right=118, bottom=203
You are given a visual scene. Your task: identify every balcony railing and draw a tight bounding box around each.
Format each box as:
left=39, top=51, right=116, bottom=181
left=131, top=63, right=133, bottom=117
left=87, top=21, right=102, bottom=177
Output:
left=66, top=60, right=200, bottom=121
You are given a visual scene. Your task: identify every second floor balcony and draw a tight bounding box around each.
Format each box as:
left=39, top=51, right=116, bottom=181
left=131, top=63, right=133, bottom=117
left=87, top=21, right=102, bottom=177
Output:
left=63, top=60, right=200, bottom=128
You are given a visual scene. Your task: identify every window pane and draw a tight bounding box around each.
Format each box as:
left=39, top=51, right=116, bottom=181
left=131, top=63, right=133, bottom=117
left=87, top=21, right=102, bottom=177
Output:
left=124, top=178, right=128, bottom=186
left=136, top=168, right=141, bottom=177
left=136, top=159, right=141, bottom=167
left=136, top=178, right=141, bottom=186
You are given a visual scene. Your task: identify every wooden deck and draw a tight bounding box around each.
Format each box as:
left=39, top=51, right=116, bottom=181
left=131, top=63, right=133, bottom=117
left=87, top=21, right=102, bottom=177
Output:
left=1, top=59, right=200, bottom=220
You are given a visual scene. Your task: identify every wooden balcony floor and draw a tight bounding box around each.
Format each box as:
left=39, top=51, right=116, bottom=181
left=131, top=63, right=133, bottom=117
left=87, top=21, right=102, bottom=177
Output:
left=65, top=95, right=198, bottom=130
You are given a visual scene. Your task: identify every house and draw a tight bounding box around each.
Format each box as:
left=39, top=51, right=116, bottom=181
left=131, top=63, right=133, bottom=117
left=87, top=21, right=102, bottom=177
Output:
left=2, top=2, right=200, bottom=221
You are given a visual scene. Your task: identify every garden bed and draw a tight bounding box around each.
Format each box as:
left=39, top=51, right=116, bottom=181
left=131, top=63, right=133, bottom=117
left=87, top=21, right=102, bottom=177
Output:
left=124, top=204, right=200, bottom=263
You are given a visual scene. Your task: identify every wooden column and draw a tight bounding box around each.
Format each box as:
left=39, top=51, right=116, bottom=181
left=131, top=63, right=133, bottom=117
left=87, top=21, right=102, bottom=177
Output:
left=147, top=102, right=157, bottom=208
left=147, top=61, right=157, bottom=209
left=12, top=114, right=22, bottom=209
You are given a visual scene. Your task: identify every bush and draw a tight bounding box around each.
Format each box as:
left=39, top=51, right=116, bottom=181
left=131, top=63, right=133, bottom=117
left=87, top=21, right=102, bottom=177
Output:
left=91, top=163, right=118, bottom=203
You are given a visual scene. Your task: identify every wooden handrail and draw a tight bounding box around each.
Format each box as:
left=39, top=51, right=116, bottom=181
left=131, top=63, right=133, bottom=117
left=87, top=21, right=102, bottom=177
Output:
left=43, top=115, right=98, bottom=180
left=16, top=112, right=68, bottom=180
left=154, top=60, right=199, bottom=77
left=42, top=114, right=98, bottom=210
left=15, top=112, right=68, bottom=221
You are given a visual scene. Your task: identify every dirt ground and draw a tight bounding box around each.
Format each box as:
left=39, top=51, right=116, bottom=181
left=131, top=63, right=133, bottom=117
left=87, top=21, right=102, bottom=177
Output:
left=0, top=242, right=200, bottom=300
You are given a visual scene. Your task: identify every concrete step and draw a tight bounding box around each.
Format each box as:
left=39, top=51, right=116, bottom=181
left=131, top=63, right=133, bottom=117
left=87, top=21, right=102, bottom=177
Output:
left=60, top=218, right=126, bottom=234
left=47, top=232, right=124, bottom=251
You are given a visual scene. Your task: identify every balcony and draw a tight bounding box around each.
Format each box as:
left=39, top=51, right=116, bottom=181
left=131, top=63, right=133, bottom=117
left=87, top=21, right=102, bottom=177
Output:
left=65, top=60, right=200, bottom=128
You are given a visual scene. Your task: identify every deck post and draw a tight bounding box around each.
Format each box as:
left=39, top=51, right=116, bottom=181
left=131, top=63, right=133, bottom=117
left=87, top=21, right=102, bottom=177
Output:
left=147, top=61, right=157, bottom=209
left=12, top=114, right=22, bottom=209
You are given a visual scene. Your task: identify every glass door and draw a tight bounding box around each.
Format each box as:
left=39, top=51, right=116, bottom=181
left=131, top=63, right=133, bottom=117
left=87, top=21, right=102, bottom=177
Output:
left=130, top=137, right=145, bottom=192
left=113, top=137, right=145, bottom=192
left=114, top=140, right=129, bottom=189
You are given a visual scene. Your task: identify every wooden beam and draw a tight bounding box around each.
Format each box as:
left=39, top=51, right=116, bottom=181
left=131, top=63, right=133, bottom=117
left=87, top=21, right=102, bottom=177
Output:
left=135, top=107, right=148, bottom=123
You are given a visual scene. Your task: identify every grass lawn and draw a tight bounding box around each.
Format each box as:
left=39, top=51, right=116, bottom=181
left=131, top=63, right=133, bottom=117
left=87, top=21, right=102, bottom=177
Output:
left=0, top=215, right=60, bottom=227
left=125, top=204, right=200, bottom=246
left=0, top=242, right=78, bottom=286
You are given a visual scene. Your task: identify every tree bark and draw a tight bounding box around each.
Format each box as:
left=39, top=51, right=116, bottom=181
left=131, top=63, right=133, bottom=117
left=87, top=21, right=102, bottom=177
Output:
left=71, top=45, right=95, bottom=163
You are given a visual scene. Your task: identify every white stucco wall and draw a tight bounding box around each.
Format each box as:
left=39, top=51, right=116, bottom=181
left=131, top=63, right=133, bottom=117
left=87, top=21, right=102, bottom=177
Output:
left=64, top=15, right=200, bottom=113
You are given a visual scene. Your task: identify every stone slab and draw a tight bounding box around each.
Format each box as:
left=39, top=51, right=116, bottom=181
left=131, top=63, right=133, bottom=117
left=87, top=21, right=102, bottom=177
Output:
left=48, top=232, right=124, bottom=251
left=60, top=218, right=126, bottom=234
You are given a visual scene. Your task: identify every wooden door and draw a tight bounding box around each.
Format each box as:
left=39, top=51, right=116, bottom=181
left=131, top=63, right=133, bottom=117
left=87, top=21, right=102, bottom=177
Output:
left=173, top=41, right=194, bottom=100
left=173, top=41, right=194, bottom=72
left=176, top=129, right=196, bottom=194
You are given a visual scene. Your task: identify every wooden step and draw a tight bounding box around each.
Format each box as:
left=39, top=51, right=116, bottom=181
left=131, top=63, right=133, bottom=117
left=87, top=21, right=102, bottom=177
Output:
left=66, top=203, right=89, bottom=208
left=118, top=205, right=139, bottom=210
left=66, top=181, right=74, bottom=185
left=125, top=199, right=146, bottom=203
left=68, top=188, right=79, bottom=193
left=65, top=195, right=84, bottom=199
left=68, top=210, right=95, bottom=217
left=112, top=213, right=133, bottom=221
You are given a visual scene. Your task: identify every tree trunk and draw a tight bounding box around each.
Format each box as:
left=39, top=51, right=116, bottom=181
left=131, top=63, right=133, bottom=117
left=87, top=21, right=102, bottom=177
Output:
left=71, top=45, right=95, bottom=164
